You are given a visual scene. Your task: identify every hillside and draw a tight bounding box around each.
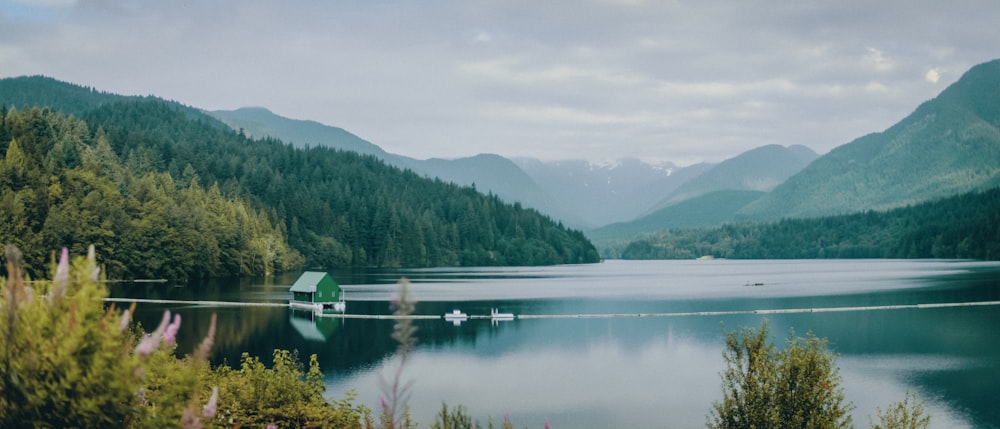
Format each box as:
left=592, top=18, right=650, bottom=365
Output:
left=0, top=76, right=599, bottom=280
left=0, top=75, right=227, bottom=128
left=738, top=59, right=1000, bottom=220
left=655, top=144, right=816, bottom=207
left=207, top=107, right=577, bottom=226
left=621, top=186, right=1000, bottom=260
left=209, top=107, right=390, bottom=157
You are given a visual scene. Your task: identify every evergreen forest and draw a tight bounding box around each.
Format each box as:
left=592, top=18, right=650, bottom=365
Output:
left=0, top=95, right=598, bottom=281
left=621, top=186, right=1000, bottom=260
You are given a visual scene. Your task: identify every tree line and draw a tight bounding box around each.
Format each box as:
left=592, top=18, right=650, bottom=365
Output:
left=0, top=102, right=598, bottom=281
left=621, top=186, right=1000, bottom=260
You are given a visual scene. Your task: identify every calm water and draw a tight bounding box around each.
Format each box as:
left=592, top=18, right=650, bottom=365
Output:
left=112, top=259, right=1000, bottom=428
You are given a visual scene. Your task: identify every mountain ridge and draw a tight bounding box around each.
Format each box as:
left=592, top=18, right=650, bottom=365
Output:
left=650, top=144, right=817, bottom=209
left=737, top=58, right=1000, bottom=220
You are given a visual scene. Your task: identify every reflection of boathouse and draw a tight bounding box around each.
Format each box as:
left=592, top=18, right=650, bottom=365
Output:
left=289, top=271, right=345, bottom=313
left=289, top=311, right=341, bottom=342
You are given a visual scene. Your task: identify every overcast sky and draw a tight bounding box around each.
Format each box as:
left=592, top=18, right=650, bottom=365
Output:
left=1, top=1, right=997, bottom=165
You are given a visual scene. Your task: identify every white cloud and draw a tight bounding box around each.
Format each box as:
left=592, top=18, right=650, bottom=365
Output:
left=865, top=47, right=895, bottom=72
left=458, top=57, right=645, bottom=88
left=925, top=68, right=941, bottom=83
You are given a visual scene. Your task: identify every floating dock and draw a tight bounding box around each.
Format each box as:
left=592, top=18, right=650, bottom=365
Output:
left=103, top=298, right=1000, bottom=320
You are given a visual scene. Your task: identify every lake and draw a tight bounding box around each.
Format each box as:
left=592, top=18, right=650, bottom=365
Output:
left=111, top=259, right=1000, bottom=428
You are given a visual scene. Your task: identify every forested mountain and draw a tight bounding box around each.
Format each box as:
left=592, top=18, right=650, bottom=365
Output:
left=654, top=144, right=816, bottom=207
left=208, top=107, right=576, bottom=226
left=621, top=186, right=1000, bottom=260
left=738, top=59, right=1000, bottom=220
left=0, top=75, right=226, bottom=128
left=0, top=77, right=599, bottom=281
left=210, top=107, right=389, bottom=157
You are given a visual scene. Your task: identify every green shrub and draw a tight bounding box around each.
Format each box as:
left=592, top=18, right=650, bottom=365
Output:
left=708, top=321, right=853, bottom=429
left=209, top=350, right=363, bottom=428
left=871, top=392, right=931, bottom=429
left=1, top=245, right=141, bottom=427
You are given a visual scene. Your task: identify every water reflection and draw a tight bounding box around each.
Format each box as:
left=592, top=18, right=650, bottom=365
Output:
left=111, top=260, right=1000, bottom=429
left=289, top=310, right=341, bottom=342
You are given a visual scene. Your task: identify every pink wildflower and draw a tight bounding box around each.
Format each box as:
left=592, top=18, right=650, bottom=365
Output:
left=87, top=245, right=100, bottom=282
left=545, top=417, right=550, bottom=429
left=163, top=313, right=182, bottom=347
left=266, top=425, right=277, bottom=429
left=134, top=333, right=158, bottom=355
left=203, top=386, right=219, bottom=418
left=195, top=313, right=216, bottom=361
left=48, top=247, right=70, bottom=304
left=119, top=309, right=131, bottom=334
left=134, top=310, right=171, bottom=356
left=135, top=387, right=147, bottom=406
left=55, top=247, right=69, bottom=288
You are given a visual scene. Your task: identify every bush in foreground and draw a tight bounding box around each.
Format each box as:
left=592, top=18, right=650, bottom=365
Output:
left=708, top=321, right=931, bottom=429
left=0, top=245, right=365, bottom=428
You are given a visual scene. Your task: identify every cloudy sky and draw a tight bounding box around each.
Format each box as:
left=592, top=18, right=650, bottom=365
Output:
left=1, top=1, right=997, bottom=164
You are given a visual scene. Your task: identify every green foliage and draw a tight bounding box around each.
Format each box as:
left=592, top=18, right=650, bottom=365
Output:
left=708, top=321, right=853, bottom=429
left=0, top=246, right=140, bottom=427
left=622, top=186, right=1000, bottom=260
left=209, top=350, right=363, bottom=428
left=0, top=107, right=303, bottom=281
left=432, top=403, right=475, bottom=429
left=871, top=392, right=931, bottom=429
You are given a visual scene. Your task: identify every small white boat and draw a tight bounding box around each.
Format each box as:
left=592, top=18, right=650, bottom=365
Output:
left=445, top=309, right=468, bottom=319
left=490, top=308, right=514, bottom=321
left=444, top=309, right=468, bottom=326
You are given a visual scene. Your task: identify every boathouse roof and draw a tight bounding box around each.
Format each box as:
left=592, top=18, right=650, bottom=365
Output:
left=290, top=271, right=329, bottom=293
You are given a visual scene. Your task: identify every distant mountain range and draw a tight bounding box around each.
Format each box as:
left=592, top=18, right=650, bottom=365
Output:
left=653, top=144, right=817, bottom=208
left=208, top=107, right=723, bottom=227
left=593, top=58, right=1000, bottom=247
left=511, top=158, right=714, bottom=226
left=213, top=55, right=1000, bottom=239
left=206, top=107, right=820, bottom=229
left=4, top=58, right=998, bottom=251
